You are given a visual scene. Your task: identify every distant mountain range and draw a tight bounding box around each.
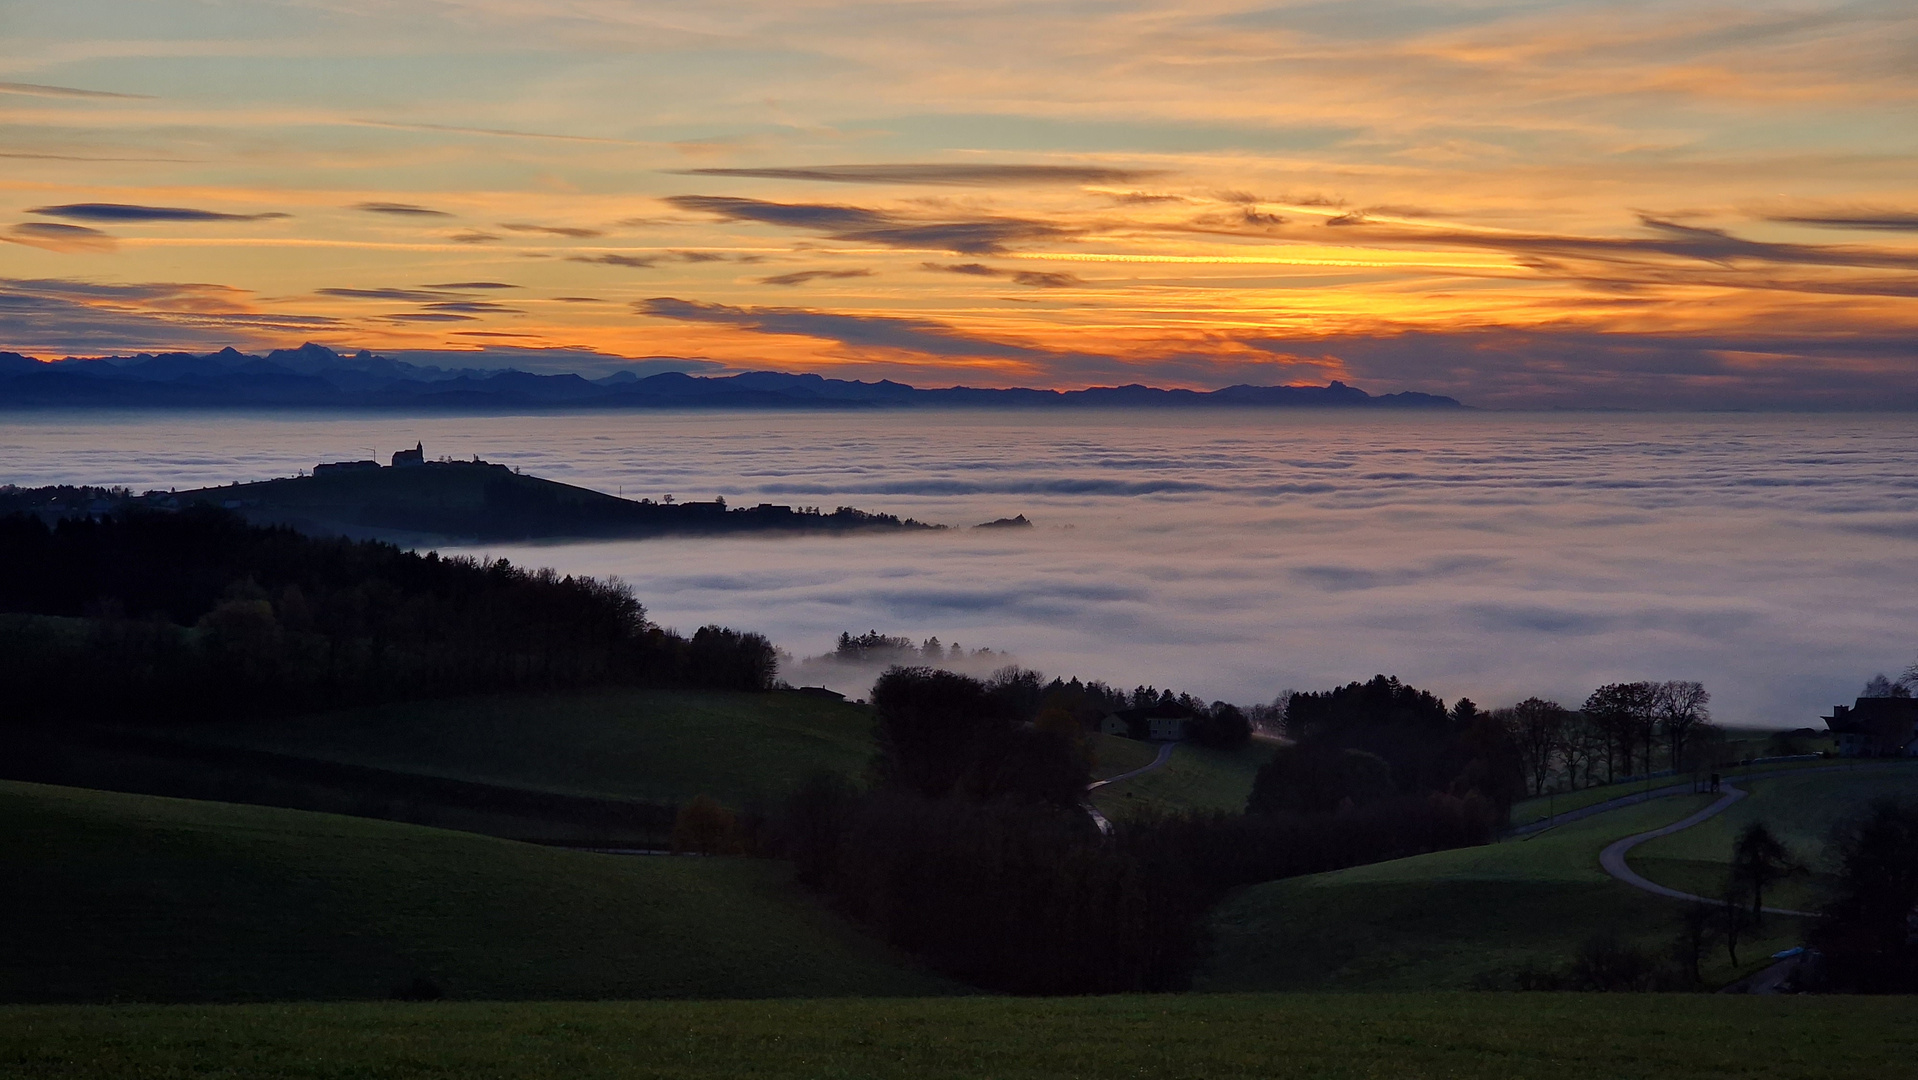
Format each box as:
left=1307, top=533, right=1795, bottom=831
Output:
left=0, top=342, right=1464, bottom=410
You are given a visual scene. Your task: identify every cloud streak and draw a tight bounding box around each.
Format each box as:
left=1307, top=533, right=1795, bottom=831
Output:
left=922, top=262, right=1083, bottom=288
left=635, top=296, right=1059, bottom=361
left=28, top=203, right=287, bottom=223
left=1768, top=210, right=1918, bottom=232
left=3, top=223, right=117, bottom=254
left=666, top=195, right=1077, bottom=255
left=0, top=277, right=338, bottom=353
left=355, top=202, right=452, bottom=217
left=678, top=164, right=1158, bottom=186
left=0, top=81, right=151, bottom=100
left=501, top=222, right=605, bottom=238
left=757, top=269, right=874, bottom=286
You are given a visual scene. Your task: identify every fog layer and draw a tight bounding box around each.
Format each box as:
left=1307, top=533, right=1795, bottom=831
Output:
left=5, top=409, right=1914, bottom=726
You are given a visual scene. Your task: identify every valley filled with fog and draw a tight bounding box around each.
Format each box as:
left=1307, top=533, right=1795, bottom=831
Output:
left=8, top=408, right=1915, bottom=726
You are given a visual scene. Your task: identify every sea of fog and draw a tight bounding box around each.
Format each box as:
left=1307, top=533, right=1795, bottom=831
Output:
left=6, top=409, right=1917, bottom=728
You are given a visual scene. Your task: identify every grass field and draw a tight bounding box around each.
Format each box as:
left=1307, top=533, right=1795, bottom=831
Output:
left=1091, top=739, right=1276, bottom=817
left=0, top=779, right=953, bottom=1004
left=1507, top=755, right=1855, bottom=828
left=1630, top=762, right=1918, bottom=913
left=1201, top=795, right=1804, bottom=991
left=1508, top=778, right=1684, bottom=827
left=170, top=688, right=878, bottom=810
left=6, top=994, right=1914, bottom=1080
left=1087, top=732, right=1158, bottom=780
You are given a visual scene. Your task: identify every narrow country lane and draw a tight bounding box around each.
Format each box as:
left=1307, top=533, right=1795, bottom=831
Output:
left=1597, top=781, right=1816, bottom=917
left=1083, top=741, right=1178, bottom=834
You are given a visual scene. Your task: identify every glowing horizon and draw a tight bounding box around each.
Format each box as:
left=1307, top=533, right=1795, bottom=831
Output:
left=3, top=1, right=1916, bottom=407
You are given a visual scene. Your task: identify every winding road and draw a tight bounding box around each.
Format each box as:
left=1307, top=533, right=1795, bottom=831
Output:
left=1597, top=779, right=1816, bottom=917
left=1082, top=741, right=1177, bottom=834
left=1087, top=741, right=1177, bottom=792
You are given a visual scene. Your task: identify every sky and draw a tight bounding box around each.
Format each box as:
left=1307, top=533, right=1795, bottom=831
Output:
left=2, top=0, right=1916, bottom=407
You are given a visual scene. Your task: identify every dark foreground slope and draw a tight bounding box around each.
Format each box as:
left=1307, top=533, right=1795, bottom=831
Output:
left=0, top=780, right=954, bottom=1003
left=6, top=995, right=1911, bottom=1080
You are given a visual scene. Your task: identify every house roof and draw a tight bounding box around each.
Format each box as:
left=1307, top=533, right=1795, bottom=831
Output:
left=1825, top=696, right=1918, bottom=734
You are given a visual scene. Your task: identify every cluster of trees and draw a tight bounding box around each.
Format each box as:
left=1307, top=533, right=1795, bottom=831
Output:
left=1259, top=676, right=1522, bottom=820
left=775, top=666, right=1490, bottom=993
left=0, top=507, right=777, bottom=724
left=1477, top=680, right=1718, bottom=799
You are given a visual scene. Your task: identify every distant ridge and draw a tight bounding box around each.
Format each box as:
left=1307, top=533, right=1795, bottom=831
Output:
left=0, top=343, right=1465, bottom=411
left=1, top=456, right=943, bottom=544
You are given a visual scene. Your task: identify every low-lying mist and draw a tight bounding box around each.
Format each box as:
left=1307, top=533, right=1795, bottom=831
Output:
left=782, top=634, right=1022, bottom=701
left=7, top=409, right=1916, bottom=726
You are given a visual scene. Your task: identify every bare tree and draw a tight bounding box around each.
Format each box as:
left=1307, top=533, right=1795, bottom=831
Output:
left=1864, top=672, right=1911, bottom=698
left=1557, top=711, right=1606, bottom=789
left=1656, top=680, right=1711, bottom=770
left=1503, top=697, right=1570, bottom=797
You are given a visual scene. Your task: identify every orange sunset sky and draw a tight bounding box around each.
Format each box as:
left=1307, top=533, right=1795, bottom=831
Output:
left=3, top=0, right=1916, bottom=406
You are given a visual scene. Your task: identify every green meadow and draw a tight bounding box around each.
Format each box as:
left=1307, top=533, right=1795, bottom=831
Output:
left=1086, top=731, right=1159, bottom=779
left=1091, top=739, right=1275, bottom=817
left=168, top=688, right=878, bottom=809
left=1200, top=795, right=1805, bottom=991
left=0, top=779, right=953, bottom=1004
left=1506, top=755, right=1849, bottom=829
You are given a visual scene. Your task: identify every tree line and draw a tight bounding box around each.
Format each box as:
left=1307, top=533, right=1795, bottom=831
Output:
left=1426, top=680, right=1718, bottom=801
left=0, top=507, right=778, bottom=724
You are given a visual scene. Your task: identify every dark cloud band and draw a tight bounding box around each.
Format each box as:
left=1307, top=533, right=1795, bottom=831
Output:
left=354, top=202, right=452, bottom=217
left=676, top=164, right=1158, bottom=186
left=501, top=222, right=605, bottom=238
left=0, top=81, right=151, bottom=100
left=29, top=203, right=287, bottom=223
left=667, top=195, right=1073, bottom=255
left=921, top=262, right=1083, bottom=287
left=757, top=269, right=874, bottom=286
left=1768, top=211, right=1918, bottom=232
